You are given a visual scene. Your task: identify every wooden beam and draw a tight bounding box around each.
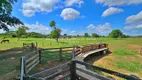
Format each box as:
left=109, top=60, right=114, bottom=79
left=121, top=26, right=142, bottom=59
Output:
left=74, top=60, right=139, bottom=80
left=25, top=53, right=39, bottom=64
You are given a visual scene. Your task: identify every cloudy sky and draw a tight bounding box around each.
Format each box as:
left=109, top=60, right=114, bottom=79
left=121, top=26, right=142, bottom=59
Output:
left=1, top=0, right=142, bottom=36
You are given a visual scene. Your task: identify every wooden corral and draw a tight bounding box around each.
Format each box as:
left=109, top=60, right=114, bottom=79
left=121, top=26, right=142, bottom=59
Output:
left=20, top=43, right=140, bottom=80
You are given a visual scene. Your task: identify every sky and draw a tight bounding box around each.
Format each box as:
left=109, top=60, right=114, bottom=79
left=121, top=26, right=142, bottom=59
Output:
left=1, top=0, right=142, bottom=36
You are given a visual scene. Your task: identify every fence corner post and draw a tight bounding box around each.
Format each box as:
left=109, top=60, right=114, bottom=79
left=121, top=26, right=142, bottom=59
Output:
left=39, top=49, right=42, bottom=64
left=70, top=60, right=76, bottom=80
left=59, top=48, right=62, bottom=61
left=72, top=46, right=75, bottom=59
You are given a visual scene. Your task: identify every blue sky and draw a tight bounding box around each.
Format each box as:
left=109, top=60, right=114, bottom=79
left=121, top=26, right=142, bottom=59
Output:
left=1, top=0, right=142, bottom=36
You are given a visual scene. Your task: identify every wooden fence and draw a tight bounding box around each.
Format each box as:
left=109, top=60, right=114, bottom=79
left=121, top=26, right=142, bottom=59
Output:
left=25, top=60, right=140, bottom=80
left=20, top=47, right=74, bottom=80
left=73, top=43, right=108, bottom=56
left=20, top=50, right=40, bottom=80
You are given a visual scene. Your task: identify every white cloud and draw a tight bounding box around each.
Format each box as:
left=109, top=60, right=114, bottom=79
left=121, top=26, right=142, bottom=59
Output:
left=86, top=23, right=112, bottom=35
left=65, top=0, right=84, bottom=7
left=0, top=21, right=50, bottom=34
left=22, top=0, right=59, bottom=17
left=60, top=8, right=80, bottom=20
left=124, top=11, right=142, bottom=32
left=124, top=24, right=142, bottom=30
left=95, top=0, right=142, bottom=6
left=102, top=7, right=123, bottom=17
left=87, top=24, right=95, bottom=29
left=95, top=23, right=112, bottom=34
left=71, top=31, right=76, bottom=33
left=125, top=11, right=142, bottom=24
left=25, top=21, right=50, bottom=34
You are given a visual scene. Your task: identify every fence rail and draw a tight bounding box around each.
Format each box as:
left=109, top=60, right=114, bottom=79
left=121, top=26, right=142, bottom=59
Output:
left=72, top=60, right=140, bottom=80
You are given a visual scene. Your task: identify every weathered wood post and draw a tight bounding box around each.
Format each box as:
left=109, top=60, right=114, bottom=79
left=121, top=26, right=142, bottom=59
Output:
left=36, top=42, right=38, bottom=49
left=23, top=43, right=25, bottom=48
left=59, top=48, right=62, bottom=61
left=39, top=49, right=42, bottom=64
left=72, top=46, right=75, bottom=59
left=70, top=60, right=76, bottom=80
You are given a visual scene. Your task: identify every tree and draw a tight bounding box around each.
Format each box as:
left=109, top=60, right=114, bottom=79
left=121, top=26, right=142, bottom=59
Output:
left=16, top=26, right=29, bottom=40
left=109, top=29, right=123, bottom=38
left=49, top=20, right=61, bottom=42
left=50, top=28, right=61, bottom=42
left=63, top=34, right=67, bottom=38
left=92, top=33, right=99, bottom=38
left=50, top=20, right=56, bottom=29
left=84, top=33, right=89, bottom=37
left=0, top=0, right=23, bottom=31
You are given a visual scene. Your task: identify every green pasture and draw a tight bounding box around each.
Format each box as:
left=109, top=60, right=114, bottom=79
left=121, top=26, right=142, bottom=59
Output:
left=0, top=37, right=142, bottom=79
left=0, top=37, right=142, bottom=50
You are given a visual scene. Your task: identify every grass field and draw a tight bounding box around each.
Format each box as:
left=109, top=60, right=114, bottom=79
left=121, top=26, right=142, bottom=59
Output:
left=0, top=37, right=142, bottom=79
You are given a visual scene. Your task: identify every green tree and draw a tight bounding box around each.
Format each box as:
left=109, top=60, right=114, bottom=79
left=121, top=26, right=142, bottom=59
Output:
left=84, top=33, right=89, bottom=37
left=0, top=0, right=23, bottom=31
left=50, top=20, right=56, bottom=29
left=49, top=20, right=61, bottom=42
left=16, top=26, right=29, bottom=40
left=109, top=29, right=123, bottom=38
left=63, top=34, right=67, bottom=38
left=92, top=33, right=99, bottom=38
left=50, top=28, right=61, bottom=42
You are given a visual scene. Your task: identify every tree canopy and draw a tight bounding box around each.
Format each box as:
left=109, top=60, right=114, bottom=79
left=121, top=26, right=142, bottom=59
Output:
left=0, top=0, right=23, bottom=31
left=92, top=33, right=99, bottom=38
left=109, top=29, right=123, bottom=38
left=16, top=26, right=29, bottom=40
left=84, top=33, right=89, bottom=37
left=49, top=20, right=61, bottom=42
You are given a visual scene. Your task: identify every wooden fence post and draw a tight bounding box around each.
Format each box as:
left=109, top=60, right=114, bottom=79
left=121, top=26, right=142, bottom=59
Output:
left=70, top=60, right=76, bottom=80
left=72, top=46, right=75, bottom=59
left=39, top=49, right=42, bottom=64
left=23, top=43, right=24, bottom=48
left=59, top=48, right=62, bottom=61
left=36, top=42, right=38, bottom=49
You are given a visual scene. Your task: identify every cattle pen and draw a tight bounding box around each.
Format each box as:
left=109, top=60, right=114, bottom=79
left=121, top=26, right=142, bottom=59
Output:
left=20, top=43, right=140, bottom=80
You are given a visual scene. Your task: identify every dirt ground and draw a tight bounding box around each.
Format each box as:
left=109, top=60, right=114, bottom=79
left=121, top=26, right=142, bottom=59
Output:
left=0, top=48, right=29, bottom=80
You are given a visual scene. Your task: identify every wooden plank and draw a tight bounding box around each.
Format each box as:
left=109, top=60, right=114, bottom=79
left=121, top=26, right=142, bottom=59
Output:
left=58, top=73, right=70, bottom=80
left=41, top=47, right=73, bottom=51
left=43, top=68, right=70, bottom=80
left=75, top=60, right=139, bottom=80
left=25, top=53, right=39, bottom=63
left=76, top=67, right=111, bottom=80
left=30, top=62, right=70, bottom=77
left=24, top=50, right=38, bottom=59
left=26, top=58, right=39, bottom=69
left=82, top=48, right=108, bottom=58
left=26, top=60, right=39, bottom=74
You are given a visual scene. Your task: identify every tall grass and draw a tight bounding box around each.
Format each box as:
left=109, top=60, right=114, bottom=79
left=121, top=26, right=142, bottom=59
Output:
left=116, top=61, right=142, bottom=72
left=113, top=49, right=138, bottom=56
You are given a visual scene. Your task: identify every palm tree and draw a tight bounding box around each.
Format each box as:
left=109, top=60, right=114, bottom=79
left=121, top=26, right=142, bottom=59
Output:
left=49, top=20, right=56, bottom=29
left=49, top=20, right=61, bottom=42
